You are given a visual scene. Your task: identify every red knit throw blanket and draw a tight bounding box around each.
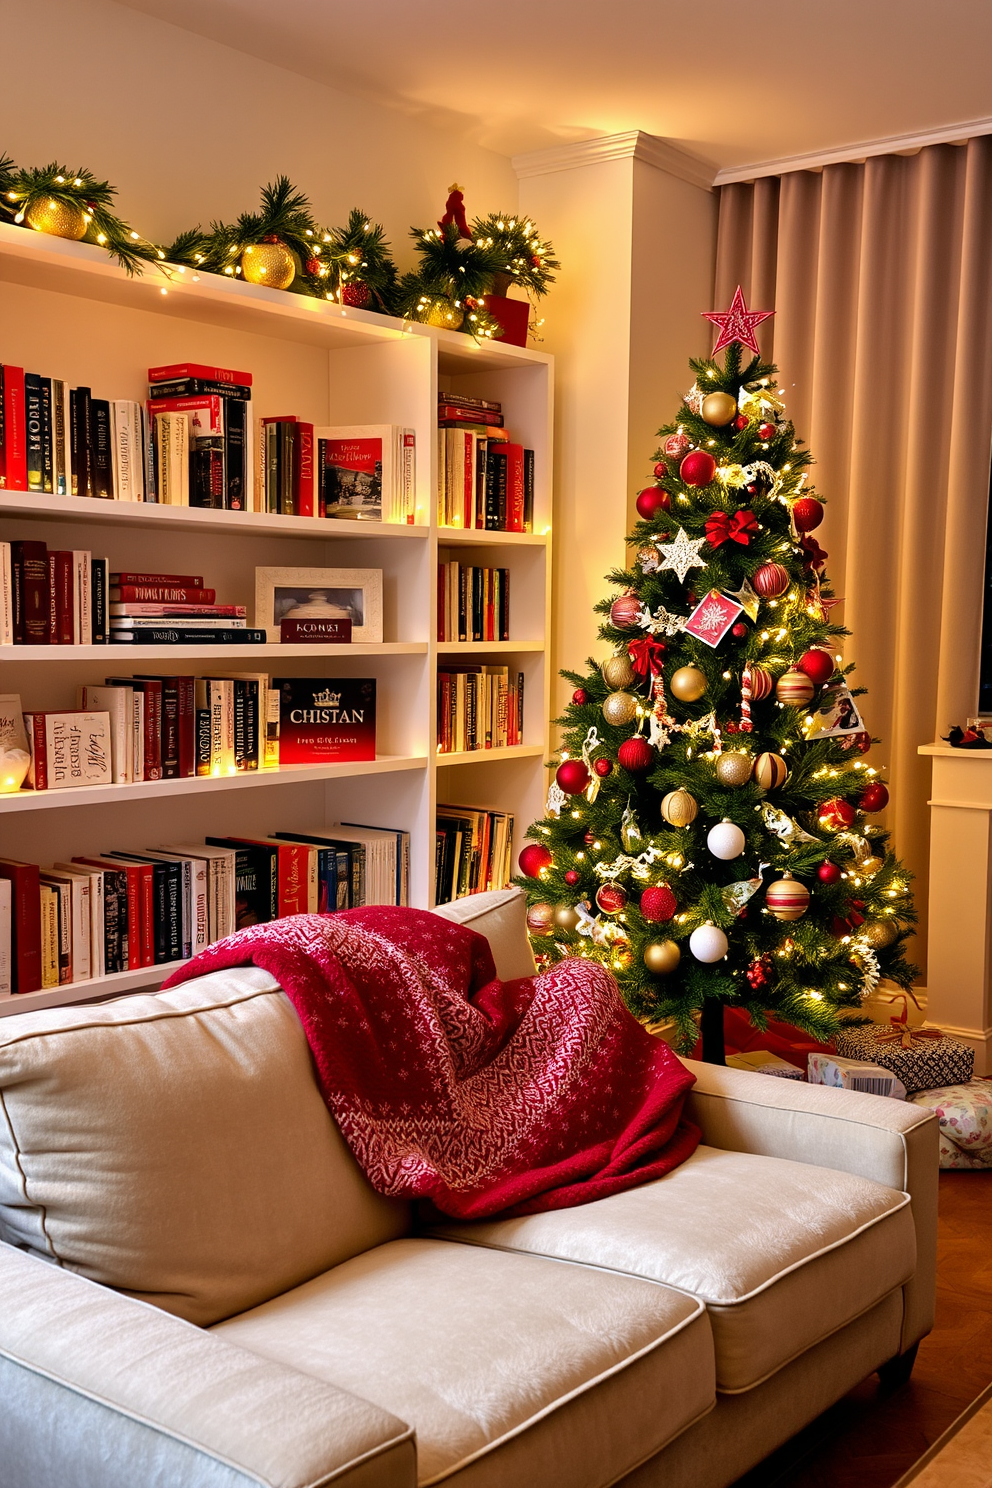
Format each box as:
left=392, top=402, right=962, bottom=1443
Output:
left=164, top=909, right=700, bottom=1219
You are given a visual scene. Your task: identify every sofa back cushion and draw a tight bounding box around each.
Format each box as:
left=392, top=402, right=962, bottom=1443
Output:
left=431, top=886, right=536, bottom=980
left=0, top=967, right=410, bottom=1326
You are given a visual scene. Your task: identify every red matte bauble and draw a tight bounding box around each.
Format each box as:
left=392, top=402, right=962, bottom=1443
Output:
left=753, top=562, right=790, bottom=598
left=595, top=883, right=627, bottom=915
left=609, top=593, right=643, bottom=629
left=636, top=486, right=672, bottom=521
left=792, top=497, right=824, bottom=533
left=518, top=843, right=553, bottom=878
left=797, top=648, right=834, bottom=686
left=733, top=414, right=748, bottom=432
left=758, top=421, right=776, bottom=439
left=617, top=736, right=655, bottom=773
left=305, top=257, right=321, bottom=275
left=594, top=757, right=613, bottom=777
left=664, top=432, right=692, bottom=463
left=640, top=884, right=677, bottom=923
left=860, top=781, right=890, bottom=813
left=731, top=622, right=748, bottom=638
left=556, top=758, right=591, bottom=795
left=565, top=869, right=580, bottom=886
left=818, top=860, right=842, bottom=884
left=342, top=282, right=372, bottom=307
left=680, top=449, right=717, bottom=487
left=653, top=461, right=667, bottom=478
left=819, top=798, right=856, bottom=830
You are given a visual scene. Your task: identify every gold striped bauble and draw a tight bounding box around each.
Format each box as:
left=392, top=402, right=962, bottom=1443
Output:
left=746, top=665, right=774, bottom=701
left=601, top=653, right=636, bottom=689
left=775, top=668, right=816, bottom=706
left=753, top=751, right=788, bottom=790
left=765, top=872, right=810, bottom=921
left=661, top=788, right=698, bottom=827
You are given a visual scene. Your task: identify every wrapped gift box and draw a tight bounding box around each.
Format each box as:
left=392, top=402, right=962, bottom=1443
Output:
left=834, top=1026, right=973, bottom=1094
left=726, top=1051, right=805, bottom=1080
left=911, top=1080, right=992, bottom=1169
left=808, top=1053, right=906, bottom=1099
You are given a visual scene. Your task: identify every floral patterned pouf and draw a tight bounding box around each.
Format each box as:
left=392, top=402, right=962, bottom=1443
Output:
left=911, top=1080, right=992, bottom=1169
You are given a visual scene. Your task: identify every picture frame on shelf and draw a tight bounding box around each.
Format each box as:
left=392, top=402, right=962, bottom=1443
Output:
left=254, top=567, right=383, bottom=644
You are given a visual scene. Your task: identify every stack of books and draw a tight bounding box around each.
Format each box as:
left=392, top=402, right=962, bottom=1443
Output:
left=1, top=540, right=107, bottom=645
left=0, top=821, right=410, bottom=993
left=435, top=805, right=514, bottom=904
left=312, top=425, right=416, bottom=523
left=436, top=664, right=524, bottom=753
left=437, top=559, right=510, bottom=643
left=436, top=393, right=534, bottom=531
left=147, top=362, right=252, bottom=510
left=0, top=363, right=145, bottom=500
left=109, top=570, right=264, bottom=645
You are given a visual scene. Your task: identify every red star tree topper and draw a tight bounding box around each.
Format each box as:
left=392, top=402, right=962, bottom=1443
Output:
left=703, top=285, right=775, bottom=356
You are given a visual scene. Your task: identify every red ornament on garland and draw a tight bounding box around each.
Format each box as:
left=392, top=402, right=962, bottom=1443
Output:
left=854, top=731, right=872, bottom=755
left=664, top=431, right=692, bottom=463
left=342, top=282, right=371, bottom=308
left=792, top=497, right=824, bottom=532
left=556, top=759, right=591, bottom=795
left=818, top=860, right=842, bottom=884
left=572, top=688, right=588, bottom=705
left=860, top=781, right=890, bottom=812
left=617, top=736, right=655, bottom=773
left=636, top=486, right=672, bottom=521
left=518, top=843, right=552, bottom=878
left=753, top=562, right=790, bottom=598
left=596, top=883, right=627, bottom=915
left=680, top=449, right=717, bottom=487
left=565, top=869, right=580, bottom=886
left=609, top=592, right=643, bottom=629
left=305, top=257, right=321, bottom=275
left=583, top=830, right=596, bottom=845
left=640, top=884, right=677, bottom=922
left=819, top=797, right=856, bottom=830
left=797, top=648, right=834, bottom=686
left=758, top=421, right=776, bottom=440
left=594, top=757, right=613, bottom=777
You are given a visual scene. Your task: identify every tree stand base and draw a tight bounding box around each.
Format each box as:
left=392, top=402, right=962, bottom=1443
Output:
left=877, top=1342, right=919, bottom=1389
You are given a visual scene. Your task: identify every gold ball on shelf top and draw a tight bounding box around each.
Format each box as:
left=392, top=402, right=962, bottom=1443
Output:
left=661, top=787, right=698, bottom=827
left=700, top=391, right=738, bottom=427
left=601, top=690, right=638, bottom=727
left=25, top=197, right=88, bottom=241
left=553, top=903, right=582, bottom=931
left=601, top=653, right=636, bottom=690
left=862, top=920, right=898, bottom=949
left=715, top=751, right=753, bottom=787
left=670, top=666, right=707, bottom=703
left=241, top=241, right=297, bottom=289
left=423, top=300, right=465, bottom=330
left=643, top=939, right=681, bottom=975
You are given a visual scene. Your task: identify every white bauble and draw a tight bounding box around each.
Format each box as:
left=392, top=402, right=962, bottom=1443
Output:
left=689, top=921, right=729, bottom=963
left=706, top=818, right=746, bottom=860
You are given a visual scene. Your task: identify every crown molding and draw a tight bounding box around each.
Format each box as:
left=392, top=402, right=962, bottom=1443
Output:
left=713, top=116, right=992, bottom=185
left=512, top=131, right=716, bottom=191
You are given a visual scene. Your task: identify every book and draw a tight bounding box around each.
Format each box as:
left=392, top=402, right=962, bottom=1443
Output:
left=438, top=404, right=504, bottom=426
left=78, top=855, right=144, bottom=970
left=204, top=838, right=277, bottom=928
left=1, top=366, right=27, bottom=490
left=51, top=863, right=105, bottom=978
left=109, top=616, right=245, bottom=630
left=295, top=420, right=314, bottom=517
left=110, top=585, right=216, bottom=604
left=153, top=411, right=190, bottom=506
left=316, top=424, right=409, bottom=523
left=0, top=878, right=10, bottom=995
left=109, top=603, right=245, bottom=618
left=0, top=542, right=13, bottom=645
left=0, top=859, right=41, bottom=992
left=136, top=675, right=195, bottom=778
left=70, top=385, right=92, bottom=497
left=39, top=884, right=59, bottom=987
left=340, top=823, right=411, bottom=907
left=40, top=868, right=93, bottom=982
left=107, top=627, right=267, bottom=645
left=77, top=686, right=133, bottom=783
left=275, top=676, right=376, bottom=764
left=157, top=842, right=236, bottom=943
left=48, top=550, right=74, bottom=643
left=148, top=363, right=252, bottom=386
left=24, top=710, right=113, bottom=791
left=274, top=832, right=365, bottom=907
left=106, top=678, right=161, bottom=780
left=91, top=558, right=109, bottom=644
left=437, top=392, right=501, bottom=412
left=89, top=399, right=114, bottom=499
left=52, top=379, right=71, bottom=496
left=24, top=373, right=45, bottom=492
left=73, top=550, right=92, bottom=645
left=11, top=540, right=49, bottom=645
left=71, top=858, right=129, bottom=973
left=111, top=572, right=205, bottom=588
left=149, top=378, right=252, bottom=402
left=111, top=400, right=145, bottom=501
left=226, top=838, right=317, bottom=917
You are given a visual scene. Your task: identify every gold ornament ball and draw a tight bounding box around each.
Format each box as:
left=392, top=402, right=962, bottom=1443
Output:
left=602, top=690, right=638, bottom=727
left=861, top=856, right=884, bottom=878
left=670, top=666, right=707, bottom=703
left=753, top=751, right=789, bottom=791
left=661, top=787, right=698, bottom=827
left=862, top=920, right=898, bottom=949
left=25, top=197, right=88, bottom=241
left=715, top=751, right=753, bottom=787
left=644, top=940, right=681, bottom=975
left=601, top=653, right=636, bottom=690
left=526, top=902, right=555, bottom=934
left=553, top=904, right=582, bottom=931
left=700, top=391, right=738, bottom=427
left=241, top=241, right=297, bottom=289
left=423, top=300, right=465, bottom=330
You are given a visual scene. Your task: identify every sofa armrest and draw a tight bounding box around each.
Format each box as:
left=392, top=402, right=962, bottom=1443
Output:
left=0, top=1242, right=415, bottom=1488
left=680, top=1058, right=939, bottom=1354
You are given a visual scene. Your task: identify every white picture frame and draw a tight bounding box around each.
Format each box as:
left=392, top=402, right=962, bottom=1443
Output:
left=254, top=567, right=383, bottom=645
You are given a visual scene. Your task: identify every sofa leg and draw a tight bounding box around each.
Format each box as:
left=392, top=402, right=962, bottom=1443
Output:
left=877, top=1342, right=920, bottom=1389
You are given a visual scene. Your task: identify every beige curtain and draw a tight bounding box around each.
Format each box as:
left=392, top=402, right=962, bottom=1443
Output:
left=715, top=139, right=992, bottom=969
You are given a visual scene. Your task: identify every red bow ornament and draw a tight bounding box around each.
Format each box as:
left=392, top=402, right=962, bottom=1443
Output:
left=801, top=535, right=828, bottom=571
left=627, top=636, right=667, bottom=678
left=705, top=509, right=760, bottom=548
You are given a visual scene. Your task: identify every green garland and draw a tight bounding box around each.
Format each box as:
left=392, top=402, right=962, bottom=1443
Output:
left=471, top=212, right=560, bottom=298
left=311, top=208, right=398, bottom=311
left=0, top=159, right=163, bottom=275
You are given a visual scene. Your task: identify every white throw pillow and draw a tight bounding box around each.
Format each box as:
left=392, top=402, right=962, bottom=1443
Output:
left=431, top=887, right=537, bottom=981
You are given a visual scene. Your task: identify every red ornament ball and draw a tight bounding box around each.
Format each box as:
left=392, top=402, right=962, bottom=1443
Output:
left=572, top=688, right=588, bottom=706
left=680, top=449, right=717, bottom=488
left=664, top=431, right=692, bottom=463
left=653, top=461, right=667, bottom=478
left=860, top=781, right=890, bottom=813
left=556, top=758, right=591, bottom=795
left=305, top=257, right=321, bottom=275
left=593, top=757, right=613, bottom=777
left=583, top=830, right=596, bottom=845
left=797, top=648, right=834, bottom=686
left=733, top=413, right=748, bottom=432
left=753, top=562, right=791, bottom=599
left=792, top=496, right=824, bottom=533
left=617, top=736, right=655, bottom=773
left=342, top=282, right=372, bottom=308
left=596, top=883, right=627, bottom=915
left=640, top=884, right=677, bottom=923
left=609, top=593, right=643, bottom=629
left=518, top=842, right=553, bottom=878
left=731, top=622, right=748, bottom=638
left=636, top=486, right=672, bottom=521
left=819, top=797, right=856, bottom=830
left=758, top=421, right=776, bottom=440
left=818, top=860, right=842, bottom=884
left=564, top=869, right=580, bottom=886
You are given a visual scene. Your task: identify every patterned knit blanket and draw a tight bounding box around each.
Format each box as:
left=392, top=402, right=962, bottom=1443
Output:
left=164, top=908, right=700, bottom=1219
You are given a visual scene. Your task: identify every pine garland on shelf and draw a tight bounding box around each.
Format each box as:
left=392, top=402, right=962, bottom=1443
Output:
left=396, top=221, right=504, bottom=333
left=471, top=212, right=560, bottom=299
left=198, top=176, right=321, bottom=292
left=318, top=208, right=398, bottom=311
left=0, top=159, right=164, bottom=275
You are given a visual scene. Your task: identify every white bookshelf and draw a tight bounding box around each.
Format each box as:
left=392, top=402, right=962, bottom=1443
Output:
left=0, top=222, right=553, bottom=1016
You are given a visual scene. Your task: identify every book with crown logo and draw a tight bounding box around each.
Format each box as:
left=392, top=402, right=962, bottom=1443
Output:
left=275, top=677, right=376, bottom=765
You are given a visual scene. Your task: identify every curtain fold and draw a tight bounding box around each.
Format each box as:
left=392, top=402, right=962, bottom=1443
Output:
left=715, top=140, right=992, bottom=968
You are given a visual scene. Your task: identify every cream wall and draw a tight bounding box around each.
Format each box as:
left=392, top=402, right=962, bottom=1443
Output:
left=0, top=0, right=518, bottom=261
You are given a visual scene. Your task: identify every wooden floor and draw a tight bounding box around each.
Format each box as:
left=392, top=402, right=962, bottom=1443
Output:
left=732, top=1172, right=992, bottom=1488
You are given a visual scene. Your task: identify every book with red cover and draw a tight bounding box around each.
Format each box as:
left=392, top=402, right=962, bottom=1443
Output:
left=148, top=363, right=252, bottom=387
left=226, top=837, right=315, bottom=917
left=110, top=586, right=216, bottom=605
left=139, top=675, right=195, bottom=778
left=295, top=421, right=314, bottom=517
left=111, top=572, right=204, bottom=587
left=48, top=551, right=74, bottom=644
left=75, top=856, right=145, bottom=970
left=110, top=604, right=245, bottom=618
left=502, top=443, right=525, bottom=532
left=0, top=366, right=27, bottom=490
left=437, top=405, right=503, bottom=427
left=0, top=859, right=42, bottom=992
left=107, top=677, right=163, bottom=780
left=275, top=677, right=376, bottom=764
left=11, top=539, right=49, bottom=644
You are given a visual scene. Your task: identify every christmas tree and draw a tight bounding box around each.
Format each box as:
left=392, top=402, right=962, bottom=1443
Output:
left=517, top=288, right=918, bottom=1063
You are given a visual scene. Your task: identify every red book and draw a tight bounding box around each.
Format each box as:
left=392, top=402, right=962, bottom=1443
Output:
left=295, top=421, right=314, bottom=517
left=110, top=572, right=204, bottom=588
left=25, top=712, right=47, bottom=790
left=77, top=858, right=144, bottom=971
left=48, top=551, right=74, bottom=644
left=145, top=395, right=223, bottom=439
left=11, top=540, right=49, bottom=645
left=148, top=363, right=252, bottom=387
left=1, top=366, right=27, bottom=490
left=0, top=859, right=42, bottom=992
left=503, top=443, right=525, bottom=533
left=110, top=586, right=216, bottom=605
left=438, top=404, right=503, bottom=427
left=226, top=837, right=314, bottom=917
left=142, top=675, right=196, bottom=778
left=462, top=434, right=474, bottom=529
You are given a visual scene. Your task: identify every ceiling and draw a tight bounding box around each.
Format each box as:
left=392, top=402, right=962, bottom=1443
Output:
left=116, top=0, right=992, bottom=172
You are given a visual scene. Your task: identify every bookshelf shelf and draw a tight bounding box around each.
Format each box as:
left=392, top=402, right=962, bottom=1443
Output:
left=0, top=642, right=429, bottom=662
left=437, top=641, right=544, bottom=654
left=437, top=527, right=549, bottom=548
left=0, top=959, right=188, bottom=1018
left=436, top=744, right=546, bottom=768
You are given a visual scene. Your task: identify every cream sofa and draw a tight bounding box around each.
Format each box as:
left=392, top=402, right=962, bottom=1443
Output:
left=0, top=888, right=938, bottom=1488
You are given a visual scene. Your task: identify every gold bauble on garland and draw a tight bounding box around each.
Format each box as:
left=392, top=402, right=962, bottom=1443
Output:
left=601, top=690, right=638, bottom=727
left=601, top=653, right=636, bottom=689
left=643, top=940, right=681, bottom=974
left=670, top=666, right=707, bottom=703
left=861, top=920, right=898, bottom=949
left=715, top=752, right=753, bottom=787
left=25, top=197, right=88, bottom=240
left=423, top=300, right=465, bottom=330
left=241, top=240, right=297, bottom=289
left=661, top=788, right=698, bottom=827
left=700, top=391, right=738, bottom=427
left=860, top=856, right=884, bottom=878
left=553, top=904, right=582, bottom=931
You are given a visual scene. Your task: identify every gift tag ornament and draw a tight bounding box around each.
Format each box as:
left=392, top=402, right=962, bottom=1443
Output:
left=753, top=752, right=788, bottom=790
left=765, top=872, right=810, bottom=921
left=707, top=818, right=746, bottom=859
left=671, top=665, right=707, bottom=702
left=776, top=668, right=816, bottom=706
left=662, top=788, right=698, bottom=826
left=640, top=884, right=677, bottom=922
left=644, top=939, right=681, bottom=974
left=690, top=921, right=729, bottom=962
left=519, top=843, right=552, bottom=878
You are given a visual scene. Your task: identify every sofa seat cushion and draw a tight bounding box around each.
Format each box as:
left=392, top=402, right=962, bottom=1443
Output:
left=426, top=1145, right=915, bottom=1394
left=212, top=1237, right=714, bottom=1488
